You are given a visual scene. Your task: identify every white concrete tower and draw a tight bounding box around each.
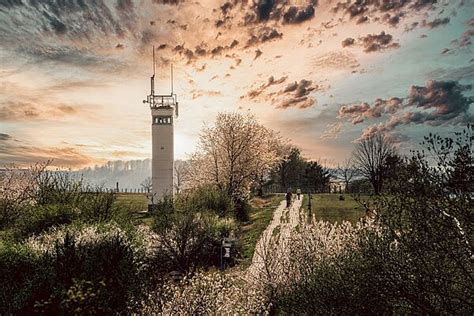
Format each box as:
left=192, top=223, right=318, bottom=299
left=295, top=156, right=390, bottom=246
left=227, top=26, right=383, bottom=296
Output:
left=143, top=47, right=178, bottom=202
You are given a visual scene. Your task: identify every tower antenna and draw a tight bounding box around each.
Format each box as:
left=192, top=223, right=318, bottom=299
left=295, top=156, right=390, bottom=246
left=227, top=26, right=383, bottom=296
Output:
left=151, top=45, right=155, bottom=96
left=171, top=63, right=174, bottom=95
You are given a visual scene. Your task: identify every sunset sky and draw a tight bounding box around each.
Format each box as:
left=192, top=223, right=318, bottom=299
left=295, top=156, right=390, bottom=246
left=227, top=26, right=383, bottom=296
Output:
left=0, top=0, right=473, bottom=168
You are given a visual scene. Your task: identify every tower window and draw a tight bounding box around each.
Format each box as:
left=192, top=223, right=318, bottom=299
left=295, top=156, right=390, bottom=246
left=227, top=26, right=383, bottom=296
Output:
left=153, top=116, right=172, bottom=125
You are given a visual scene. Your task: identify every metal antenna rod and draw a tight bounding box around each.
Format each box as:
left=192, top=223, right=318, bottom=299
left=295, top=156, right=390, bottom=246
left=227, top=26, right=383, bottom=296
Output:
left=171, top=63, right=174, bottom=95
left=151, top=45, right=155, bottom=96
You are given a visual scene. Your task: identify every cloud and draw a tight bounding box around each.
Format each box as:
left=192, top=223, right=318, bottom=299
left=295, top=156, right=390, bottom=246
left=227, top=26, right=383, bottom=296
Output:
left=275, top=79, right=320, bottom=109
left=247, top=0, right=317, bottom=24
left=333, top=0, right=437, bottom=27
left=450, top=19, right=474, bottom=48
left=339, top=80, right=473, bottom=140
left=406, top=80, right=472, bottom=125
left=0, top=136, right=94, bottom=168
left=312, top=51, right=359, bottom=70
left=283, top=5, right=316, bottom=24
left=359, top=31, right=400, bottom=52
left=246, top=27, right=283, bottom=47
left=190, top=89, right=223, bottom=100
left=422, top=17, right=450, bottom=28
left=0, top=133, right=12, bottom=141
left=339, top=97, right=403, bottom=124
left=241, top=75, right=288, bottom=100
left=341, top=37, right=355, bottom=47
left=321, top=121, right=343, bottom=139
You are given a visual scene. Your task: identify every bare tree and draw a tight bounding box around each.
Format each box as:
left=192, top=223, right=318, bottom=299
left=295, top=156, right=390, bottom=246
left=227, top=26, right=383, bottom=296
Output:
left=141, top=177, right=156, bottom=204
left=352, top=133, right=395, bottom=195
left=187, top=112, right=285, bottom=200
left=174, top=160, right=189, bottom=194
left=337, top=158, right=358, bottom=193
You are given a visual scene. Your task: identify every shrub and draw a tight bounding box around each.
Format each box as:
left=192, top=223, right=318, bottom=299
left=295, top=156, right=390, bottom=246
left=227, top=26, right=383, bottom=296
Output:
left=1, top=223, right=150, bottom=314
left=152, top=209, right=238, bottom=274
left=141, top=271, right=269, bottom=314
left=14, top=204, right=78, bottom=240
left=183, top=185, right=234, bottom=217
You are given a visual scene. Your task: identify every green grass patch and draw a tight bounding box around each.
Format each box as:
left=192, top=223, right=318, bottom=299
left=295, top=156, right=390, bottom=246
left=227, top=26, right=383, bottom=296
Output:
left=239, top=194, right=284, bottom=266
left=301, top=193, right=370, bottom=224
left=114, top=193, right=153, bottom=225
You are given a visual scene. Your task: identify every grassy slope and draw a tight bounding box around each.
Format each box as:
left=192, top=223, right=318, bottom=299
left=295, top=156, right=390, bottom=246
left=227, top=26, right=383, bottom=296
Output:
left=301, top=193, right=371, bottom=224
left=239, top=193, right=284, bottom=266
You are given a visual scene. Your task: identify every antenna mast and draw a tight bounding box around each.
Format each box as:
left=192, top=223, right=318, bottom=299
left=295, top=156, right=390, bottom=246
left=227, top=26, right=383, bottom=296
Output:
left=171, top=64, right=174, bottom=95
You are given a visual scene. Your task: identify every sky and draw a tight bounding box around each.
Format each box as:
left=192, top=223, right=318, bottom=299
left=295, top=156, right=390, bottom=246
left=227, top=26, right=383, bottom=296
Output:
left=0, top=0, right=473, bottom=169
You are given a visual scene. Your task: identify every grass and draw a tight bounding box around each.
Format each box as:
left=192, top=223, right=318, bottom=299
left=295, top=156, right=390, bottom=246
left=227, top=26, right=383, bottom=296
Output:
left=301, top=193, right=371, bottom=224
left=239, top=193, right=284, bottom=266
left=114, top=193, right=153, bottom=225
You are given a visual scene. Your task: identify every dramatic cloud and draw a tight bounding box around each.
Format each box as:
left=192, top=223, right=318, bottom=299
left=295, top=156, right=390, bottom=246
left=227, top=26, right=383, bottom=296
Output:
left=338, top=80, right=473, bottom=140
left=244, top=0, right=318, bottom=25
left=333, top=0, right=437, bottom=26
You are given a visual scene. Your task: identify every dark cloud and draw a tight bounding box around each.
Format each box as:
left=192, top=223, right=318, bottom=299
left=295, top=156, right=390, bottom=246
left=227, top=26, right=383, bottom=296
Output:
left=0, top=133, right=12, bottom=141
left=382, top=13, right=402, bottom=26
left=49, top=17, right=67, bottom=35
left=254, top=49, right=263, bottom=60
left=283, top=5, right=315, bottom=24
left=333, top=0, right=437, bottom=27
left=339, top=80, right=473, bottom=140
left=341, top=37, right=355, bottom=47
left=152, top=0, right=181, bottom=5
left=241, top=0, right=317, bottom=26
left=116, top=43, right=125, bottom=49
left=256, top=0, right=275, bottom=21
left=406, top=80, right=472, bottom=125
left=246, top=27, right=283, bottom=47
left=422, top=17, right=450, bottom=28
left=359, top=31, right=400, bottom=52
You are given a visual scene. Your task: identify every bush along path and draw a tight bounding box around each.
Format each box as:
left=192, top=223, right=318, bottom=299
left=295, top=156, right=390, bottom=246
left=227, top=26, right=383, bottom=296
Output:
left=247, top=196, right=303, bottom=281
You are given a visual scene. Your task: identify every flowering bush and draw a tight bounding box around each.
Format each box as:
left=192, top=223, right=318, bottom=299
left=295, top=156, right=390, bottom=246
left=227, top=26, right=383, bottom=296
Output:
left=141, top=271, right=269, bottom=315
left=1, top=222, right=152, bottom=314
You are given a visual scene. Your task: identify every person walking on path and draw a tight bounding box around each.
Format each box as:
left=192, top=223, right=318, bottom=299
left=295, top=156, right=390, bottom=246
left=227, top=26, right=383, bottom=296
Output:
left=285, top=190, right=293, bottom=208
left=296, top=188, right=301, bottom=200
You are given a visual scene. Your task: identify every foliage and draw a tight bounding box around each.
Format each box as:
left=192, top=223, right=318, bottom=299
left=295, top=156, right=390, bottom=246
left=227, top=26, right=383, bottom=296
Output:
left=187, top=112, right=285, bottom=202
left=0, top=223, right=149, bottom=314
left=13, top=204, right=78, bottom=239
left=270, top=147, right=331, bottom=193
left=257, top=127, right=473, bottom=314
left=141, top=271, right=269, bottom=315
left=152, top=206, right=238, bottom=273
left=181, top=185, right=234, bottom=217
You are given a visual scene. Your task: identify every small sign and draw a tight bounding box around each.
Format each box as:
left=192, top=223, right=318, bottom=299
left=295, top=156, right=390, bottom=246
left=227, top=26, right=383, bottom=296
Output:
left=224, top=247, right=231, bottom=258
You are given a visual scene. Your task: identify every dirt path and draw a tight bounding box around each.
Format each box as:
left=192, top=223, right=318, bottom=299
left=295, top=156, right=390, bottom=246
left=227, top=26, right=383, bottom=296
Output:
left=247, top=196, right=303, bottom=279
